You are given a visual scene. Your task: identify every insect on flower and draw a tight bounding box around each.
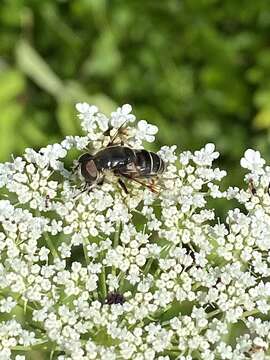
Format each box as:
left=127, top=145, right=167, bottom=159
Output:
left=248, top=179, right=257, bottom=195
left=77, top=123, right=165, bottom=194
left=105, top=292, right=125, bottom=305
left=45, top=194, right=50, bottom=208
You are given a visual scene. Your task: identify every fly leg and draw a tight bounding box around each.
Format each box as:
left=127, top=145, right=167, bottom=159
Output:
left=115, top=163, right=160, bottom=194
left=149, top=178, right=160, bottom=192
left=132, top=178, right=159, bottom=193
left=113, top=168, right=129, bottom=194
left=73, top=183, right=92, bottom=199
left=118, top=179, right=129, bottom=194
left=120, top=174, right=159, bottom=193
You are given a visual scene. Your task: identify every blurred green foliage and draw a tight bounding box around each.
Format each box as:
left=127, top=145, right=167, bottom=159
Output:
left=1, top=0, right=270, bottom=188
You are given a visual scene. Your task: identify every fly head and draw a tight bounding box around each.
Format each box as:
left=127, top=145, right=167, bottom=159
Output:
left=78, top=153, right=99, bottom=185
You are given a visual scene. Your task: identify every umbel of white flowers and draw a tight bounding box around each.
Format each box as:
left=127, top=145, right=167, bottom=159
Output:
left=0, top=103, right=270, bottom=360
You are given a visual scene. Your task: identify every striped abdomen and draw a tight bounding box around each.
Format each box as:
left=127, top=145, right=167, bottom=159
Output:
left=134, top=149, right=165, bottom=177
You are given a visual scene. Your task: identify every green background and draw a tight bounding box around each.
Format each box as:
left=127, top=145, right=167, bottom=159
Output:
left=1, top=0, right=270, bottom=185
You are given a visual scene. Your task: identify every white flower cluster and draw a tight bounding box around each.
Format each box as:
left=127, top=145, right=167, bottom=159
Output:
left=0, top=104, right=270, bottom=360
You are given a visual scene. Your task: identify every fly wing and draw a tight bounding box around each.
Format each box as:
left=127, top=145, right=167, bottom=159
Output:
left=115, top=162, right=141, bottom=178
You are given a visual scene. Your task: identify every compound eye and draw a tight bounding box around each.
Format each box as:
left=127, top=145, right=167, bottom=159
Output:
left=86, top=160, right=98, bottom=179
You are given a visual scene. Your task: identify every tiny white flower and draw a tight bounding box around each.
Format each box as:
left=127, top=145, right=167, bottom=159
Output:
left=0, top=297, right=16, bottom=313
left=193, top=143, right=219, bottom=166
left=240, top=149, right=265, bottom=172
left=180, top=151, right=192, bottom=165
left=158, top=145, right=177, bottom=162
left=136, top=120, right=158, bottom=143
left=111, top=104, right=135, bottom=128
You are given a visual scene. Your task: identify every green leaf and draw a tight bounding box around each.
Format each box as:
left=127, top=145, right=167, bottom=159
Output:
left=21, top=121, right=48, bottom=147
left=59, top=81, right=116, bottom=115
left=16, top=40, right=63, bottom=97
left=82, top=30, right=121, bottom=77
left=55, top=81, right=116, bottom=135
left=0, top=103, right=23, bottom=161
left=57, top=101, right=79, bottom=135
left=254, top=108, right=270, bottom=129
left=0, top=70, right=25, bottom=103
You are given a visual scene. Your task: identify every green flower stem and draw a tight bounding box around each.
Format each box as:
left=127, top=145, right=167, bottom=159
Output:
left=44, top=231, right=59, bottom=258
left=207, top=308, right=222, bottom=319
left=143, top=258, right=153, bottom=275
left=166, top=346, right=181, bottom=351
left=114, top=222, right=121, bottom=248
left=112, top=222, right=121, bottom=276
left=50, top=347, right=56, bottom=360
left=25, top=320, right=46, bottom=333
left=83, top=238, right=90, bottom=267
left=163, top=349, right=181, bottom=357
left=16, top=297, right=36, bottom=313
left=99, top=265, right=107, bottom=300
left=11, top=340, right=51, bottom=351
left=192, top=282, right=203, bottom=291
left=118, top=271, right=125, bottom=292
left=12, top=296, right=45, bottom=333
left=154, top=268, right=161, bottom=278
left=61, top=294, right=74, bottom=304
left=241, top=308, right=260, bottom=318
left=83, top=240, right=102, bottom=302
left=36, top=210, right=58, bottom=258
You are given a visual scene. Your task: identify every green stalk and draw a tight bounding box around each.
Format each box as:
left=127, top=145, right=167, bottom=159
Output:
left=207, top=308, right=222, bottom=319
left=11, top=341, right=50, bottom=351
left=83, top=238, right=101, bottom=300
left=112, top=222, right=121, bottom=276
left=83, top=238, right=90, bottom=267
left=241, top=308, right=260, bottom=318
left=50, top=347, right=56, bottom=360
left=118, top=272, right=125, bottom=292
left=36, top=210, right=59, bottom=258
left=143, top=258, right=153, bottom=275
left=114, top=222, right=121, bottom=248
left=99, top=265, right=107, bottom=300
left=44, top=231, right=59, bottom=258
left=16, top=297, right=36, bottom=313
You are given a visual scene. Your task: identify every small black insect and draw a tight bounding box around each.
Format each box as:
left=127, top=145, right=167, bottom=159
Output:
left=248, top=178, right=270, bottom=197
left=105, top=292, right=125, bottom=305
left=248, top=179, right=257, bottom=195
left=45, top=194, right=50, bottom=208
left=77, top=125, right=165, bottom=194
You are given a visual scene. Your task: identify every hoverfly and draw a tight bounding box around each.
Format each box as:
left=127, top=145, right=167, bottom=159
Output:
left=77, top=124, right=165, bottom=194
